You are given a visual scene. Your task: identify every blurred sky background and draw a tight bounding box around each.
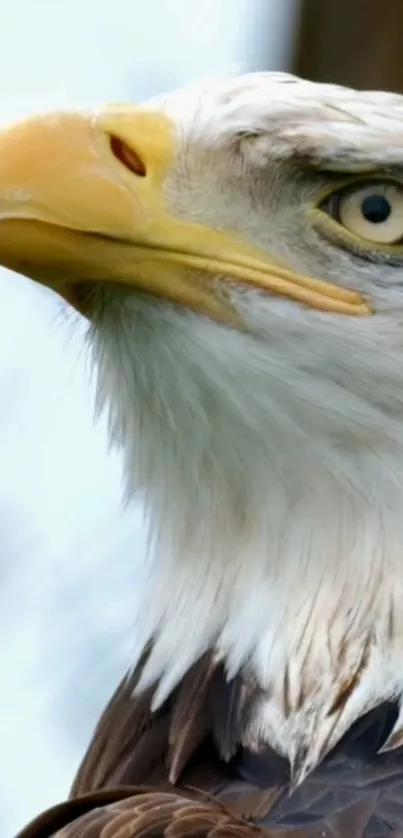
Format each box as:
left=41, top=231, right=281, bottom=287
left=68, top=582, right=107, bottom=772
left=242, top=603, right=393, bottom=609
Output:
left=0, top=1, right=298, bottom=834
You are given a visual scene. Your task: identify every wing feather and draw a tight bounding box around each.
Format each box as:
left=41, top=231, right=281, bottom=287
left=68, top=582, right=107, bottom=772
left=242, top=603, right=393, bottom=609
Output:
left=17, top=791, right=259, bottom=838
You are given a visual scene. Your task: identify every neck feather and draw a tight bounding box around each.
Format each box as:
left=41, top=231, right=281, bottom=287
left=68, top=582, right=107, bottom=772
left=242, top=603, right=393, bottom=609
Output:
left=89, top=294, right=403, bottom=770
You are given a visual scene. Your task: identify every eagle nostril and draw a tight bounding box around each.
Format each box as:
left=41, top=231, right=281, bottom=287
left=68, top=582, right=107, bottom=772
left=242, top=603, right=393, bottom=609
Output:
left=109, top=135, right=146, bottom=177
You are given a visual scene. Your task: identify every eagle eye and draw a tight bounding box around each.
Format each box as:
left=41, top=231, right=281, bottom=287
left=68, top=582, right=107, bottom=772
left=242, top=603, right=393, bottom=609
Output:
left=322, top=180, right=403, bottom=245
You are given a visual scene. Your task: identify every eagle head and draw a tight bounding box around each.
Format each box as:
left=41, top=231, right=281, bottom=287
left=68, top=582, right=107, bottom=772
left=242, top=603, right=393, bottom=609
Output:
left=1, top=73, right=403, bottom=783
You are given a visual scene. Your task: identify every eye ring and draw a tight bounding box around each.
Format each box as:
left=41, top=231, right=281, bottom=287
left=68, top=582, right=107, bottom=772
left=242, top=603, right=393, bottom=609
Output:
left=321, top=180, right=403, bottom=246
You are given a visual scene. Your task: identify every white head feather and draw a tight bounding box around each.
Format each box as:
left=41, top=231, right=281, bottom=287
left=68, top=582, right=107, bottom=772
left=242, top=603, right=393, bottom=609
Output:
left=79, top=73, right=403, bottom=779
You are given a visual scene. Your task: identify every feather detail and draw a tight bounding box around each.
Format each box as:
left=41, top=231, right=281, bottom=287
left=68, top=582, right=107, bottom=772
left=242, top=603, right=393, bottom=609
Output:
left=15, top=789, right=259, bottom=838
left=378, top=702, right=403, bottom=754
left=64, top=651, right=403, bottom=837
left=168, top=655, right=218, bottom=783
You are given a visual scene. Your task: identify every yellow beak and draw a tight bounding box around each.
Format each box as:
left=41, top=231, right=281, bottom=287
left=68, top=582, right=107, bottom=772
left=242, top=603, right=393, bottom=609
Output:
left=0, top=105, right=370, bottom=322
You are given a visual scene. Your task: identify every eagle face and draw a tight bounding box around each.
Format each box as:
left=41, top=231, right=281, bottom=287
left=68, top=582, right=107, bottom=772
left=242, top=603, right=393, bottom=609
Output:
left=2, top=73, right=403, bottom=781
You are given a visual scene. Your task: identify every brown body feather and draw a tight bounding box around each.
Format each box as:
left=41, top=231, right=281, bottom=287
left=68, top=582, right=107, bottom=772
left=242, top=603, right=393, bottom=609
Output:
left=16, top=650, right=403, bottom=838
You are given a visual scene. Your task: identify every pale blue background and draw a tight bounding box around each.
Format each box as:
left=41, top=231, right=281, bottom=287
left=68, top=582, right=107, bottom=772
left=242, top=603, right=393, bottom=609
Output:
left=0, top=1, right=297, bottom=832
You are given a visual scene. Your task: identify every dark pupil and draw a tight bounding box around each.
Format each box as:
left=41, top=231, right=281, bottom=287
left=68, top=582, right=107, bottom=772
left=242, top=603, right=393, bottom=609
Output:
left=361, top=194, right=391, bottom=224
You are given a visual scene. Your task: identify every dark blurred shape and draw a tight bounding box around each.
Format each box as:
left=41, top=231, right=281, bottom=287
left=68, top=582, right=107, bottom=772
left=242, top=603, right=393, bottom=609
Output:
left=294, top=0, right=403, bottom=94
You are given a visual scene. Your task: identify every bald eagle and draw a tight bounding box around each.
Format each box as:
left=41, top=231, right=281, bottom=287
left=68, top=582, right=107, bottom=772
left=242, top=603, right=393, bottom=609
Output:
left=6, top=73, right=403, bottom=837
